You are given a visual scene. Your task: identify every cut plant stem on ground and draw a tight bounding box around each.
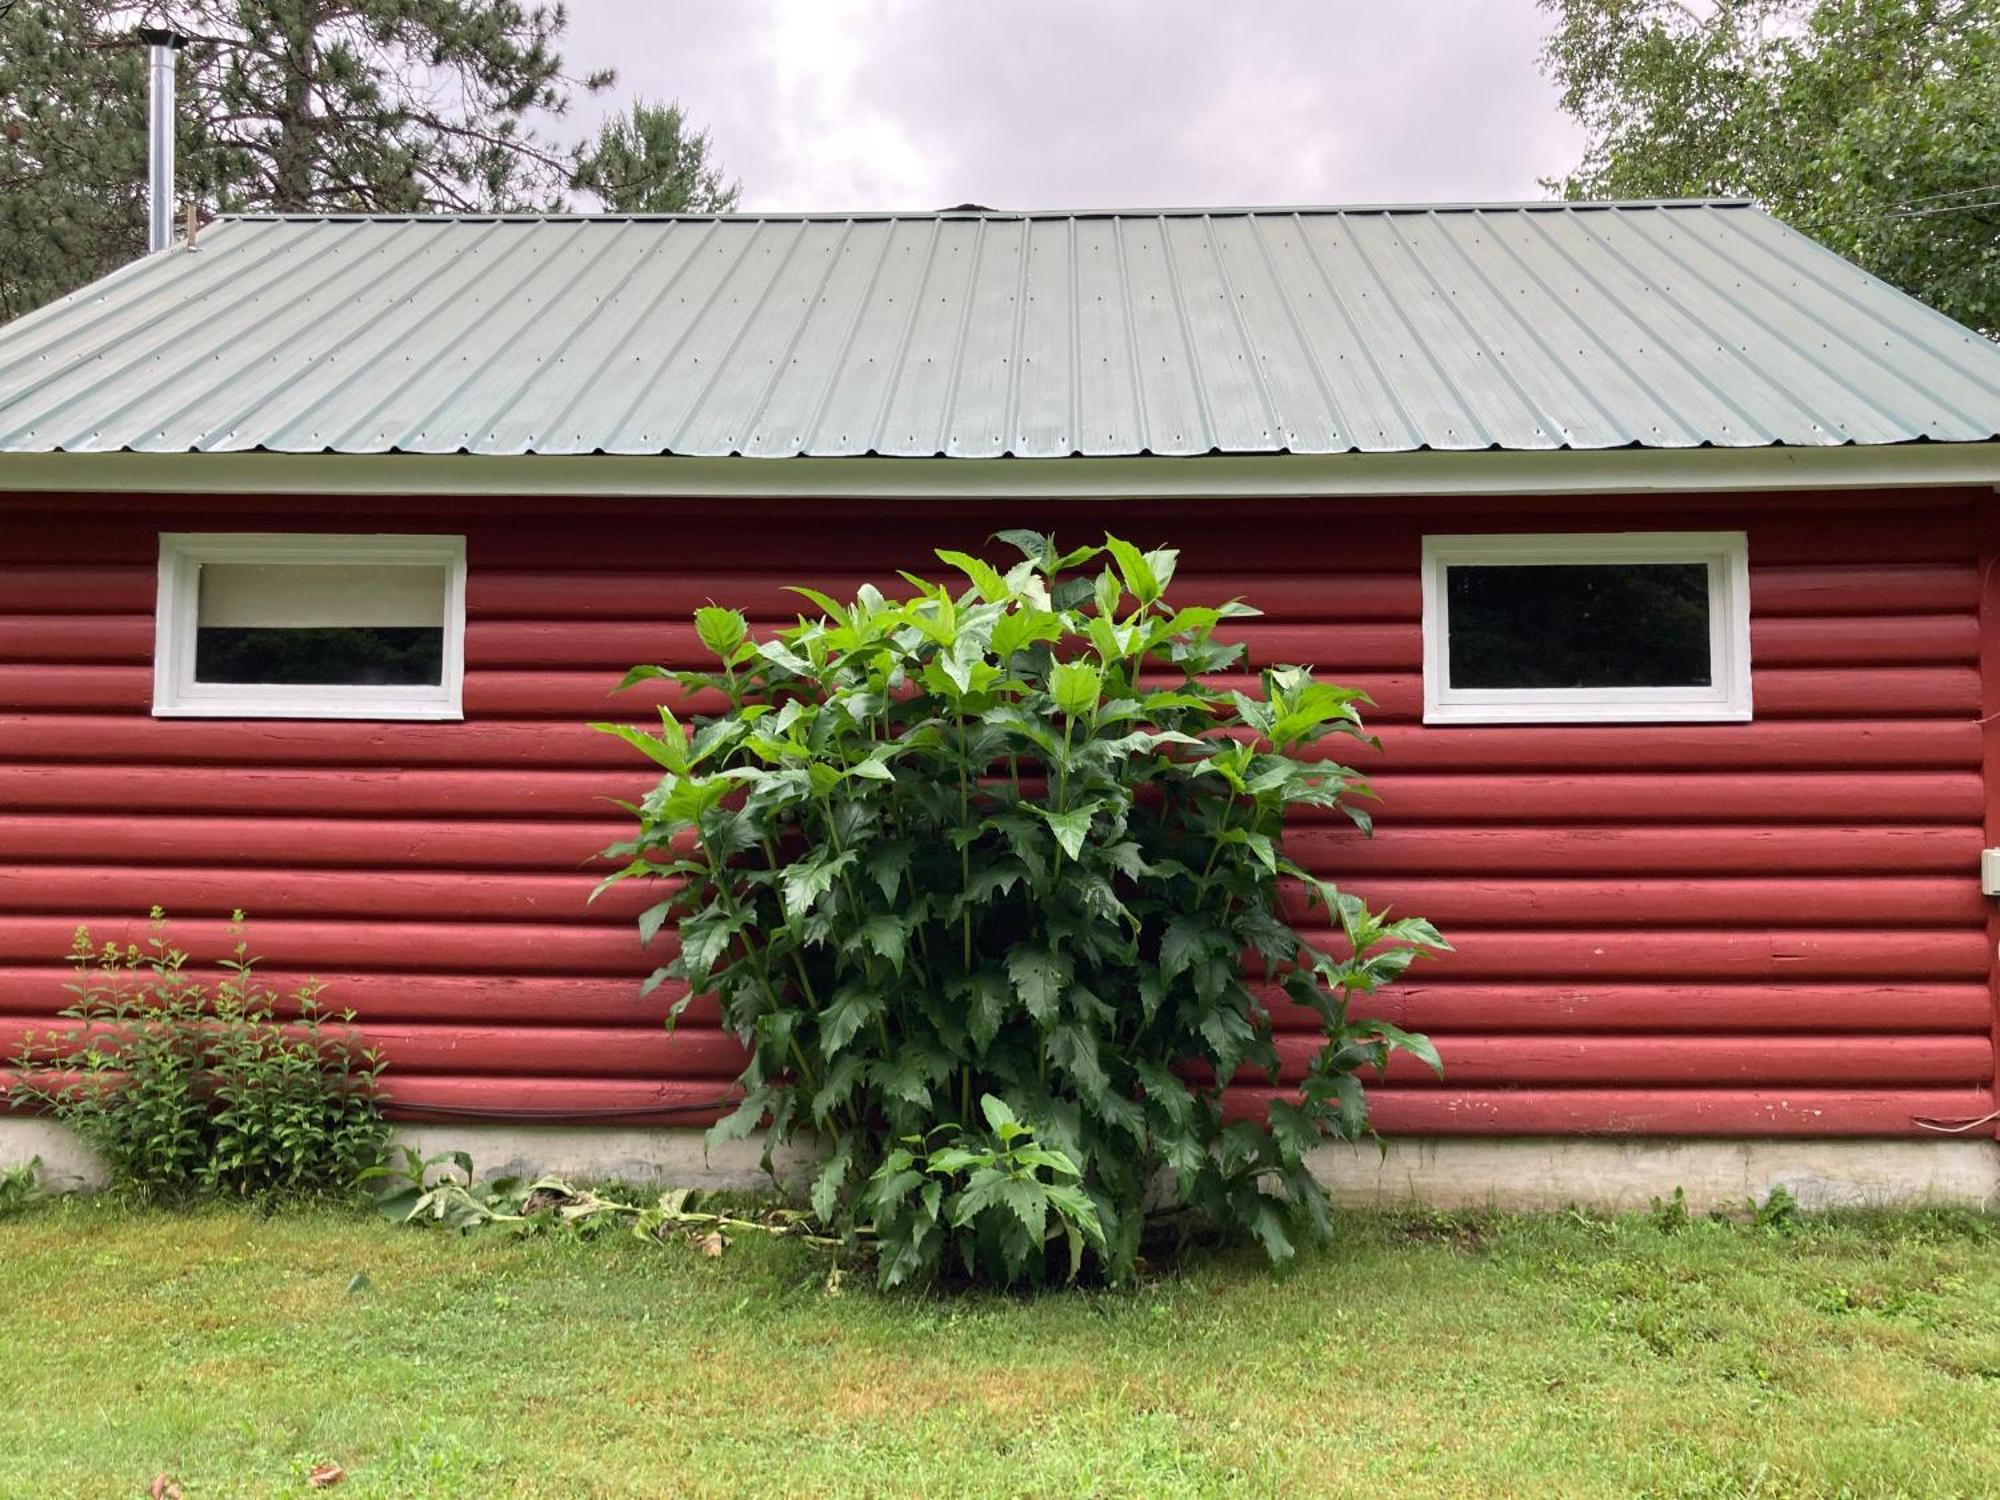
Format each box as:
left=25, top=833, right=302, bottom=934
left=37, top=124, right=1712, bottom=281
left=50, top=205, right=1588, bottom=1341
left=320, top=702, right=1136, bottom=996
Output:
left=3, top=1200, right=1998, bottom=1497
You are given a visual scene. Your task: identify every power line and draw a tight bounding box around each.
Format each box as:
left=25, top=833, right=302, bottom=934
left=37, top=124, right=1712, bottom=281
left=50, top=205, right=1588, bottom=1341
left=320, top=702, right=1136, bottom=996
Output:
left=1872, top=182, right=2000, bottom=210
left=1800, top=195, right=2000, bottom=231
left=1874, top=198, right=2000, bottom=222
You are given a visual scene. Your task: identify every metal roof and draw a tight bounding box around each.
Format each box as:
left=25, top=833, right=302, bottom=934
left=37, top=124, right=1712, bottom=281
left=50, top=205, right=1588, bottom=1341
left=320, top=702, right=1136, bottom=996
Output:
left=2, top=201, right=1996, bottom=459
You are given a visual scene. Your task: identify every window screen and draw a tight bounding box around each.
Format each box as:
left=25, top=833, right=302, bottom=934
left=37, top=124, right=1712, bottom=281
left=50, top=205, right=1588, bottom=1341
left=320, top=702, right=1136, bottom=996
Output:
left=1445, top=562, right=1712, bottom=690
left=194, top=562, right=448, bottom=686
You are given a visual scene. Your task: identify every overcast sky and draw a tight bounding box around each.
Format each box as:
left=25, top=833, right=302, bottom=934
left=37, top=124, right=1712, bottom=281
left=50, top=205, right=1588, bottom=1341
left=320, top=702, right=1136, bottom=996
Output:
left=559, top=0, right=1586, bottom=213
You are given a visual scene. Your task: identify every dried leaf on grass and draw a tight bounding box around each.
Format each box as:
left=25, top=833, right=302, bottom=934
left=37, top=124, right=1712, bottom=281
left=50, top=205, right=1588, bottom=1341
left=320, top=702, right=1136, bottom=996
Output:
left=307, top=1460, right=346, bottom=1487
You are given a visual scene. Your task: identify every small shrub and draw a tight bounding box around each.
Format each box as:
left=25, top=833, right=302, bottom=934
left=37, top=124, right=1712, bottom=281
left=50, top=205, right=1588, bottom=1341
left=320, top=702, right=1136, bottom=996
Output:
left=1650, top=1186, right=1692, bottom=1234
left=598, top=532, right=1447, bottom=1288
left=0, top=1158, right=39, bottom=1218
left=9, top=911, right=388, bottom=1201
left=1754, top=1183, right=1802, bottom=1233
left=864, top=1094, right=1108, bottom=1287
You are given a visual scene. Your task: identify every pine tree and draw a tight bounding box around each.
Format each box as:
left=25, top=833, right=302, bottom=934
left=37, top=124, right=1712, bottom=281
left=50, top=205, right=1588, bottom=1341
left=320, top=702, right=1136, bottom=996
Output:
left=573, top=99, right=739, bottom=214
left=0, top=1, right=738, bottom=321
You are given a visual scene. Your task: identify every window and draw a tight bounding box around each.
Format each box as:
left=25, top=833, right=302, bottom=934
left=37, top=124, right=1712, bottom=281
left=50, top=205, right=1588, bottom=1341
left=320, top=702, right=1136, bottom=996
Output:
left=153, top=533, right=466, bottom=720
left=1421, top=532, right=1750, bottom=725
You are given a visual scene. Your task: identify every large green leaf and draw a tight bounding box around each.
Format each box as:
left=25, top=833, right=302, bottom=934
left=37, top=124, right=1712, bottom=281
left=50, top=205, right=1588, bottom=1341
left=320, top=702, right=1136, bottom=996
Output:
left=636, top=899, right=678, bottom=948
left=1048, top=1023, right=1109, bottom=1104
left=1033, top=804, right=1096, bottom=861
left=1158, top=916, right=1208, bottom=984
left=780, top=848, right=858, bottom=923
left=810, top=1135, right=854, bottom=1223
left=1005, top=947, right=1071, bottom=1025
left=997, top=1177, right=1048, bottom=1242
left=590, top=721, right=688, bottom=775
left=865, top=842, right=913, bottom=901
left=935, top=549, right=1011, bottom=604
left=1103, top=535, right=1160, bottom=605
left=859, top=914, right=908, bottom=973
left=1246, top=1196, right=1295, bottom=1265
left=870, top=1052, right=936, bottom=1109
left=963, top=971, right=1011, bottom=1051
left=1136, top=1060, right=1197, bottom=1129
left=979, top=1094, right=1020, bottom=1136
left=1048, top=659, right=1102, bottom=718
left=705, top=1085, right=777, bottom=1148
left=819, top=985, right=880, bottom=1058
left=811, top=1055, right=866, bottom=1126
left=693, top=606, right=748, bottom=659
left=1265, top=1099, right=1323, bottom=1167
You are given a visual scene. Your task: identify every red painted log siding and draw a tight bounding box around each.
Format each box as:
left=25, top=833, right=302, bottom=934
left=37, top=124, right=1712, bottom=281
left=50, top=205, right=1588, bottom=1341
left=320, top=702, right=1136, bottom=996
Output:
left=0, top=487, right=1992, bottom=1137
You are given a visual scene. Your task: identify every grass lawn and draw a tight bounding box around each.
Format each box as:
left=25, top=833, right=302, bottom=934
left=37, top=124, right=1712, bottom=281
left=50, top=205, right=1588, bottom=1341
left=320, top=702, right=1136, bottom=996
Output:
left=3, top=1198, right=1999, bottom=1498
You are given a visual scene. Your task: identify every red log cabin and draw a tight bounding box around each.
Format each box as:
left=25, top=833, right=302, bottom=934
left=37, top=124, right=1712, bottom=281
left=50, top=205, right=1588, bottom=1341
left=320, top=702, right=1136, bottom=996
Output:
left=3, top=203, right=1999, bottom=1205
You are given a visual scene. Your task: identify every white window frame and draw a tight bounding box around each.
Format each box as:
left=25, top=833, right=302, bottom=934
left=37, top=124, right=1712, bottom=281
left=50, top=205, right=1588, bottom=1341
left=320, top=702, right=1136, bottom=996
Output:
left=1421, top=531, right=1751, bottom=726
left=153, top=532, right=466, bottom=721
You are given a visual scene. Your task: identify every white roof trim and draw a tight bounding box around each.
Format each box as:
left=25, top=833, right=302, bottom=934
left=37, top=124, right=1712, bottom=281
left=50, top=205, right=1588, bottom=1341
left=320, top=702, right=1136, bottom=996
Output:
left=0, top=445, right=1994, bottom=500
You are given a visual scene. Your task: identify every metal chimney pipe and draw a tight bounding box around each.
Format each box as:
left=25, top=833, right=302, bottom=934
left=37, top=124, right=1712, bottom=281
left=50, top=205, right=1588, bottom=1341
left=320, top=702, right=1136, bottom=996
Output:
left=138, top=28, right=186, bottom=254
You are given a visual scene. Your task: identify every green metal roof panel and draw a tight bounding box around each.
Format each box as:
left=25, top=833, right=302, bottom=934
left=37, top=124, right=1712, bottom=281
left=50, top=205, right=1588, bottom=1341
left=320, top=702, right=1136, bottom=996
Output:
left=1, top=202, right=1996, bottom=458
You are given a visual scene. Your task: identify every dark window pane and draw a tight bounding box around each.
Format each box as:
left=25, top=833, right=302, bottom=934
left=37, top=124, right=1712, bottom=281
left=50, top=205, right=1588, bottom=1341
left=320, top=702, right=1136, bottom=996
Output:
left=1447, top=563, right=1711, bottom=689
left=194, top=626, right=445, bottom=686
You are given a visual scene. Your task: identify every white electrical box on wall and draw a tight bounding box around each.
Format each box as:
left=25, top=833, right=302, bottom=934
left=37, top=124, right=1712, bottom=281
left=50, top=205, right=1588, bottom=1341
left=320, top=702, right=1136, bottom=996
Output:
left=1983, top=849, right=2000, bottom=897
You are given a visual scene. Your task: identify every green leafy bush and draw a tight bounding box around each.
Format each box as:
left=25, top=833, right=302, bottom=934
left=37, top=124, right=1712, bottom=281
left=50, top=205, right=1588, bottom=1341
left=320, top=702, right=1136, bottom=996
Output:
left=10, top=911, right=388, bottom=1201
left=598, top=532, right=1447, bottom=1287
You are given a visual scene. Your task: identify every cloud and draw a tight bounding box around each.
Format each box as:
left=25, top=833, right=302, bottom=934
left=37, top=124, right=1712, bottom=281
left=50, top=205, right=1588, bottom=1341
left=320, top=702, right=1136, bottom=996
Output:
left=763, top=0, right=935, bottom=205
left=559, top=0, right=1585, bottom=211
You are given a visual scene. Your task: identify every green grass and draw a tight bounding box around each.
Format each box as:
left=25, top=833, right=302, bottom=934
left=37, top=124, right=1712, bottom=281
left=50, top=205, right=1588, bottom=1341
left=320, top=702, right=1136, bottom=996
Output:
left=3, top=1198, right=1999, bottom=1498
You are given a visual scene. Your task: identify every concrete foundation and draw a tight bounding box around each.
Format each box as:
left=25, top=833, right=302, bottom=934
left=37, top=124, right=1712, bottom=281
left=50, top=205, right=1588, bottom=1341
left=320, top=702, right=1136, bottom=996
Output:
left=4, top=1117, right=1996, bottom=1213
left=0, top=1118, right=111, bottom=1193
left=1310, top=1135, right=2000, bottom=1213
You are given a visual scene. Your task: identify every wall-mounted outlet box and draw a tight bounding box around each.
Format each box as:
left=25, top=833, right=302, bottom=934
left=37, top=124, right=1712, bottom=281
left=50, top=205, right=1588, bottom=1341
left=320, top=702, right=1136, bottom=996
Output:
left=1983, top=848, right=2000, bottom=897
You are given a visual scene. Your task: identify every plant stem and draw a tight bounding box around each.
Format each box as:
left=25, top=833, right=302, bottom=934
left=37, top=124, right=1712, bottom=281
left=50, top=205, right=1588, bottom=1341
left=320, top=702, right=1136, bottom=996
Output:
left=1051, top=714, right=1074, bottom=882
left=957, top=710, right=973, bottom=971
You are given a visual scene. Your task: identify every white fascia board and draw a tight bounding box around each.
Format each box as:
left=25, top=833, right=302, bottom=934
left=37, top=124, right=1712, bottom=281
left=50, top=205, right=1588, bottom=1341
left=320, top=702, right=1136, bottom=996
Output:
left=0, top=443, right=1996, bottom=499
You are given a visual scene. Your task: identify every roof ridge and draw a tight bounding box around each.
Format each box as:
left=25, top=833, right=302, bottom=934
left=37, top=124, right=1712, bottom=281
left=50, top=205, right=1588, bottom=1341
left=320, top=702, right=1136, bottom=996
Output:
left=204, top=199, right=1760, bottom=227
